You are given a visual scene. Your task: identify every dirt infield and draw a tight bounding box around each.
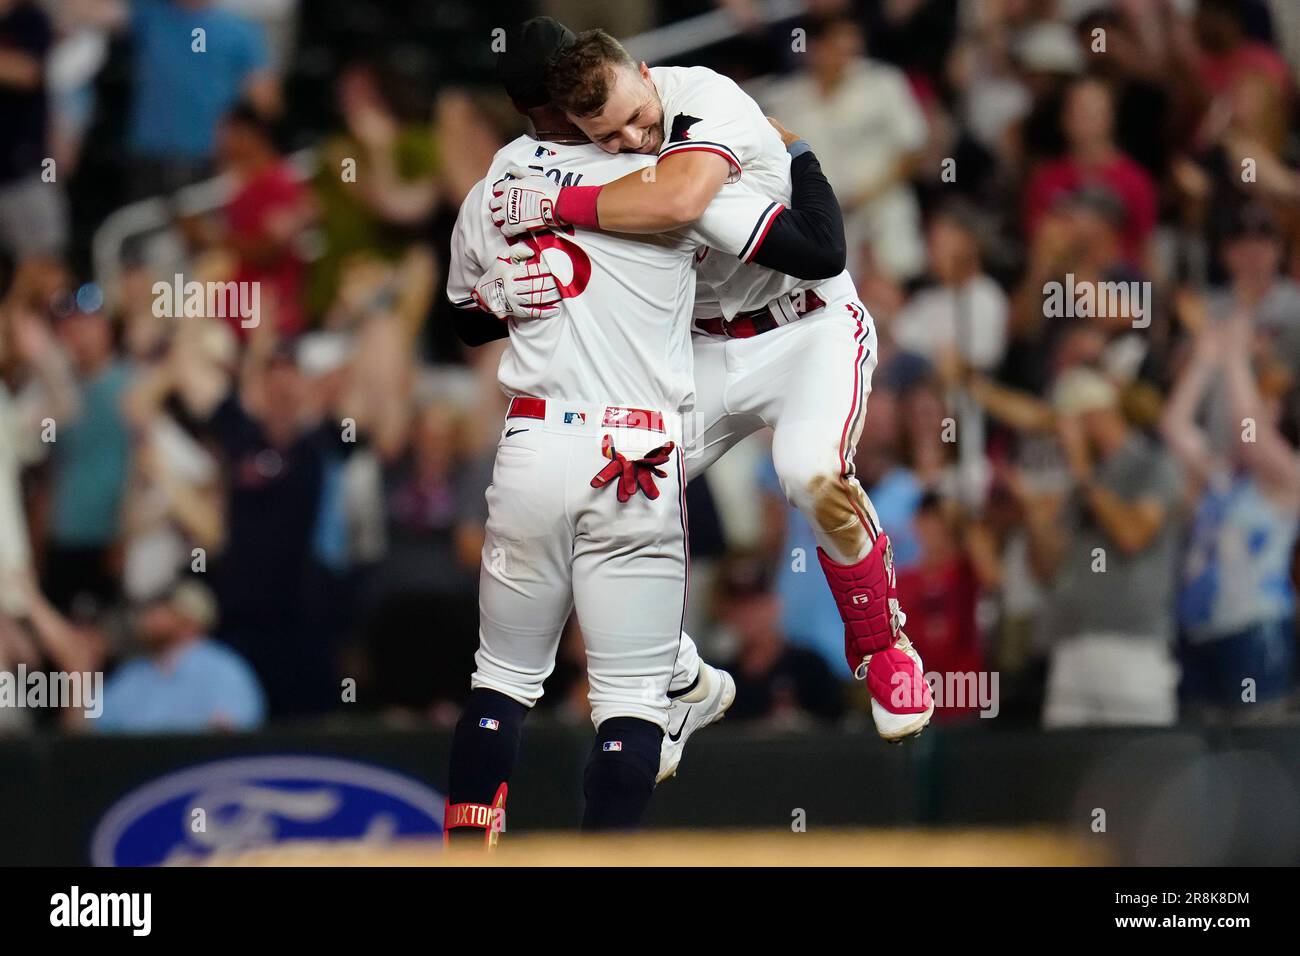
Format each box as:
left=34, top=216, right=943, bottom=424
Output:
left=212, top=827, right=1109, bottom=866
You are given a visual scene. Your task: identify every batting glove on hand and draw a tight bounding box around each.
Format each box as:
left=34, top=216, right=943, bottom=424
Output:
left=471, top=244, right=562, bottom=320
left=590, top=435, right=676, bottom=503
left=490, top=166, right=564, bottom=236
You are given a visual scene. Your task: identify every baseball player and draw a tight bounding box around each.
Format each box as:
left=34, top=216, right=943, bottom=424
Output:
left=443, top=18, right=851, bottom=844
left=492, top=28, right=936, bottom=749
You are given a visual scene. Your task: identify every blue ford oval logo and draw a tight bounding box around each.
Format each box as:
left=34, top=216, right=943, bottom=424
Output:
left=91, top=756, right=445, bottom=866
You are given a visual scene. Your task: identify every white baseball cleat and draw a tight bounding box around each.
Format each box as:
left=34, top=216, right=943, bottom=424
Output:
left=657, top=663, right=736, bottom=784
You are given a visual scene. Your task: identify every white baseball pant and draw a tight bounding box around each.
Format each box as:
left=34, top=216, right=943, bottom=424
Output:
left=472, top=397, right=688, bottom=731
left=671, top=270, right=884, bottom=690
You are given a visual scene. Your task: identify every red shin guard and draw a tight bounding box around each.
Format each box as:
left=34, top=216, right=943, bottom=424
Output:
left=817, top=534, right=901, bottom=679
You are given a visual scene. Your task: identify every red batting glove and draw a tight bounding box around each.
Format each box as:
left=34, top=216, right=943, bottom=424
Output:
left=590, top=435, right=676, bottom=502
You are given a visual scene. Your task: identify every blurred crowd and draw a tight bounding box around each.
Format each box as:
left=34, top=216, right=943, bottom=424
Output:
left=1, top=0, right=1298, bottom=736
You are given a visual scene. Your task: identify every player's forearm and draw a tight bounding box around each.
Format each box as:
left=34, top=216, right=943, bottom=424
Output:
left=1023, top=506, right=1065, bottom=582
left=1081, top=485, right=1161, bottom=555
left=1159, top=345, right=1217, bottom=479
left=749, top=146, right=846, bottom=280
left=592, top=174, right=714, bottom=232
left=968, top=375, right=1054, bottom=432
left=562, top=153, right=730, bottom=234
left=1222, top=337, right=1300, bottom=489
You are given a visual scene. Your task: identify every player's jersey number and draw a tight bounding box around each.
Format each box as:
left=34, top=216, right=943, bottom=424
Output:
left=519, top=229, right=592, bottom=300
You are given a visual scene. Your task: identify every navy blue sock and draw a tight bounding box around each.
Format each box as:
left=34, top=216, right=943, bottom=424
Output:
left=582, top=717, right=663, bottom=831
left=447, top=688, right=528, bottom=841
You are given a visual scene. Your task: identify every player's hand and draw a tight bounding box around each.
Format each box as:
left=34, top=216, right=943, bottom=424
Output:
left=766, top=116, right=800, bottom=147
left=471, top=244, right=562, bottom=320
left=490, top=166, right=564, bottom=237
left=590, top=436, right=676, bottom=503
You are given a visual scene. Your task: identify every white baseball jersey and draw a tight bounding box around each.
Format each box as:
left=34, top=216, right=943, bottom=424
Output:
left=447, top=134, right=788, bottom=413
left=650, top=65, right=822, bottom=321
left=451, top=136, right=794, bottom=734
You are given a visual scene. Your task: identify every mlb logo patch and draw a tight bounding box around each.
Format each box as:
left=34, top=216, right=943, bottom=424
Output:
left=535, top=145, right=556, bottom=157
left=479, top=718, right=500, bottom=731
left=602, top=741, right=623, bottom=752
left=563, top=411, right=587, bottom=425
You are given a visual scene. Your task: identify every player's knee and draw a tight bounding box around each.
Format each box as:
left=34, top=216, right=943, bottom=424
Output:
left=774, top=448, right=845, bottom=515
left=582, top=716, right=663, bottom=831
left=774, top=448, right=874, bottom=558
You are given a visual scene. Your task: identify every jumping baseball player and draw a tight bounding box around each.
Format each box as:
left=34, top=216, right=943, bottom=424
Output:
left=492, top=28, right=935, bottom=751
left=443, top=18, right=852, bottom=844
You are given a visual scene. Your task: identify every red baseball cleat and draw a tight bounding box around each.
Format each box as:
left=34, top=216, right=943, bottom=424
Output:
left=865, top=635, right=934, bottom=741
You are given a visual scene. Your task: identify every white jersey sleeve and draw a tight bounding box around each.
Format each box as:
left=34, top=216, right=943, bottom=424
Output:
left=681, top=181, right=785, bottom=265
left=446, top=179, right=491, bottom=310
left=652, top=66, right=786, bottom=185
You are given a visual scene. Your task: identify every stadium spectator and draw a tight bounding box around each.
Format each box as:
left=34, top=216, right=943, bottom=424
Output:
left=1193, top=0, right=1293, bottom=102
left=96, top=579, right=266, bottom=732
left=758, top=12, right=928, bottom=281
left=1175, top=68, right=1299, bottom=284
left=895, top=492, right=984, bottom=721
left=369, top=398, right=488, bottom=601
left=1004, top=185, right=1151, bottom=401
left=1163, top=310, right=1298, bottom=721
left=198, top=102, right=311, bottom=339
left=162, top=320, right=355, bottom=717
left=889, top=202, right=1008, bottom=375
left=0, top=292, right=76, bottom=617
left=0, top=0, right=67, bottom=264
left=1029, top=367, right=1185, bottom=728
left=1074, top=8, right=1174, bottom=181
left=309, top=59, right=441, bottom=323
left=965, top=471, right=1048, bottom=722
left=1022, top=76, right=1157, bottom=266
left=357, top=397, right=490, bottom=713
left=118, top=0, right=279, bottom=197
left=1202, top=205, right=1300, bottom=384
left=716, top=552, right=845, bottom=726
left=120, top=327, right=225, bottom=603
left=44, top=294, right=132, bottom=618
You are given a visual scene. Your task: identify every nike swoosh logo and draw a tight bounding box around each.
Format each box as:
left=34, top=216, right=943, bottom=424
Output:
left=504, top=427, right=529, bottom=438
left=667, top=706, right=692, bottom=742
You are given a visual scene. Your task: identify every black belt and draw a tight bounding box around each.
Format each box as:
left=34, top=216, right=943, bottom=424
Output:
left=695, top=289, right=827, bottom=338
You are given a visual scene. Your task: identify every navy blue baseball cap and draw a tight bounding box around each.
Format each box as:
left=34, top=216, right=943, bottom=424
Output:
left=496, top=17, right=575, bottom=109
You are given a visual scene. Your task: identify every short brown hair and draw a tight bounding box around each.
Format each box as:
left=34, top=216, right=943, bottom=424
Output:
left=546, top=29, right=637, bottom=118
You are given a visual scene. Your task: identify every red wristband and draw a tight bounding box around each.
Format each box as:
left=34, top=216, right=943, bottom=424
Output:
left=556, top=185, right=603, bottom=229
